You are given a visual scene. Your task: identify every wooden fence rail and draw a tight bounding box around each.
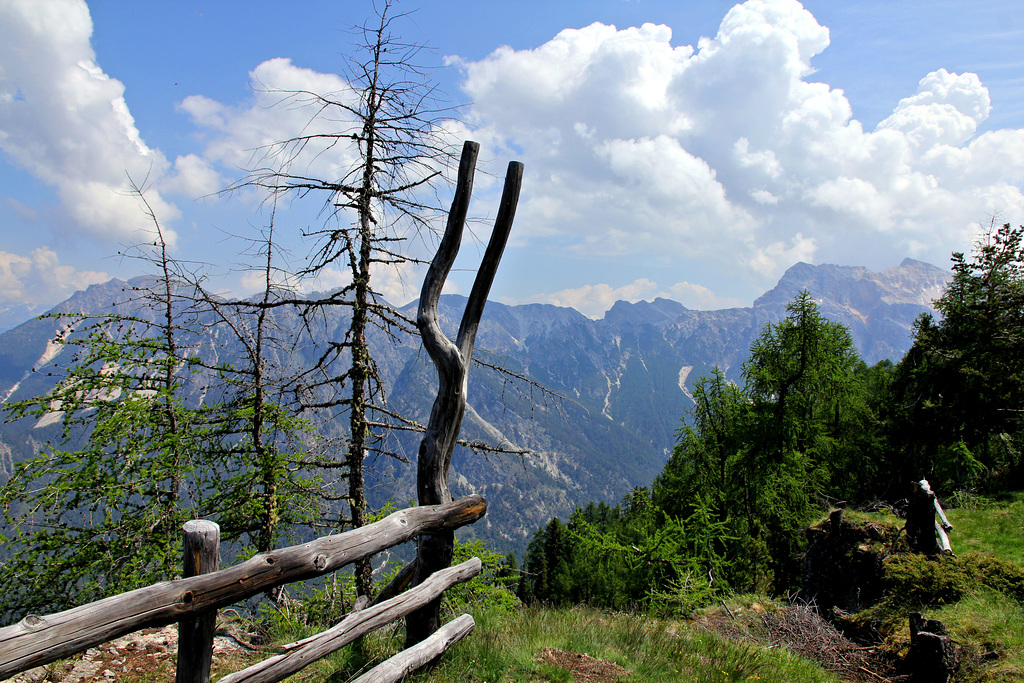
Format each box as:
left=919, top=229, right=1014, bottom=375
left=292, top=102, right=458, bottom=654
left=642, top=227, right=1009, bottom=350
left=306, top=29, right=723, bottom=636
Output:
left=219, top=559, right=481, bottom=683
left=0, top=494, right=486, bottom=680
left=352, top=614, right=476, bottom=683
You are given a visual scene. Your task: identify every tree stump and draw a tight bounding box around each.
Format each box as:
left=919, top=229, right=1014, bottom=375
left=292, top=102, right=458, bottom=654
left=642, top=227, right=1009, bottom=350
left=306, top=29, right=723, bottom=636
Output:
left=908, top=613, right=960, bottom=683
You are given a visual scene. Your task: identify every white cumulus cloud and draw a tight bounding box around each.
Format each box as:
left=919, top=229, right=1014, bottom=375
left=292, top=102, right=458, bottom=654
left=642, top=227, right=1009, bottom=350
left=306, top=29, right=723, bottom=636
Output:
left=877, top=69, right=991, bottom=149
left=180, top=58, right=368, bottom=188
left=516, top=279, right=662, bottom=318
left=509, top=277, right=742, bottom=318
left=0, top=0, right=207, bottom=244
left=162, top=154, right=225, bottom=199
left=450, top=0, right=1024, bottom=293
left=178, top=56, right=466, bottom=285
left=0, top=246, right=108, bottom=311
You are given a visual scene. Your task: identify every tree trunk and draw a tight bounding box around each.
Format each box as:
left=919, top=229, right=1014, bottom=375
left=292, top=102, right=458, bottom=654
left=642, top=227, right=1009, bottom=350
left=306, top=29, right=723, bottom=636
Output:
left=405, top=141, right=523, bottom=645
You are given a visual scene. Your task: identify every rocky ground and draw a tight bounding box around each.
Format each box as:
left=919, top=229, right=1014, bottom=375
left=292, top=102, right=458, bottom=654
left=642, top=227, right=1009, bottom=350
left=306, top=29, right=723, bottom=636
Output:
left=10, top=625, right=253, bottom=683
left=12, top=626, right=637, bottom=683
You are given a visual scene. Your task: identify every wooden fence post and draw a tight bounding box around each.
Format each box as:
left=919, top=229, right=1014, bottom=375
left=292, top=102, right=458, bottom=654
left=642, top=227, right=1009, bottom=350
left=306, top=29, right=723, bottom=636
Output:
left=176, top=520, right=221, bottom=683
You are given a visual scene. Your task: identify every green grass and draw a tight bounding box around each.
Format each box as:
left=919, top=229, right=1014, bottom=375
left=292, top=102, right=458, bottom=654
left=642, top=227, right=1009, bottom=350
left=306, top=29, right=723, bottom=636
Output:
left=933, top=589, right=1024, bottom=682
left=945, top=491, right=1024, bottom=565
left=352, top=605, right=842, bottom=683
left=840, top=507, right=903, bottom=527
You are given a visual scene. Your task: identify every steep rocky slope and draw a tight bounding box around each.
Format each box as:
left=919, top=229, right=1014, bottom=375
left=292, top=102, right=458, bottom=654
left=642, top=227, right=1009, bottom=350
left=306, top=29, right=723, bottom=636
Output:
left=0, top=259, right=949, bottom=551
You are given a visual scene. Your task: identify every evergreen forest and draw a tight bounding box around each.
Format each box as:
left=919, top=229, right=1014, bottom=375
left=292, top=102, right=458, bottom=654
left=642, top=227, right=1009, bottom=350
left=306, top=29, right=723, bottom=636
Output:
left=518, top=222, right=1024, bottom=612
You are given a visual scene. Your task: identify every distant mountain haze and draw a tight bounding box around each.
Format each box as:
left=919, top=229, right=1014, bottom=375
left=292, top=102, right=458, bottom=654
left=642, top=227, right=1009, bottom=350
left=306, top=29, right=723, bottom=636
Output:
left=0, top=259, right=949, bottom=552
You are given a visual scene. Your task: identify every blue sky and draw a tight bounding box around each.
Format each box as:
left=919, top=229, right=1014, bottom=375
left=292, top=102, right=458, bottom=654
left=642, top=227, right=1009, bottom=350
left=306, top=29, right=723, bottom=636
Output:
left=2, top=0, right=1023, bottom=331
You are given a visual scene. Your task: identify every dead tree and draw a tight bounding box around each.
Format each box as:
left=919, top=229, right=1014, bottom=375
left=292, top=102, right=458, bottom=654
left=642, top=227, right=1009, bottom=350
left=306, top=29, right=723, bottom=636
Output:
left=404, top=141, right=523, bottom=645
left=232, top=1, right=457, bottom=598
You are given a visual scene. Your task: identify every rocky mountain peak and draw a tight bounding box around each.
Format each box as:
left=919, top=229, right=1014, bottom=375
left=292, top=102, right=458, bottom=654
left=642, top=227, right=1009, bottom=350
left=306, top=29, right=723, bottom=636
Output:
left=748, top=259, right=949, bottom=364
left=754, top=260, right=948, bottom=311
left=603, top=297, right=688, bottom=327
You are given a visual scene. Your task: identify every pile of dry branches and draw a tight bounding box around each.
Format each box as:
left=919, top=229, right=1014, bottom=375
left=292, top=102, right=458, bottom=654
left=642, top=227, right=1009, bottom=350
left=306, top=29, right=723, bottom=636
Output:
left=759, top=605, right=888, bottom=682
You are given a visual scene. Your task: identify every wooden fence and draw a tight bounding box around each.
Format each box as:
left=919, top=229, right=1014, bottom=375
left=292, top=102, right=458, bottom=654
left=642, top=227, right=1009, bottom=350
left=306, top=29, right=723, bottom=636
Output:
left=0, top=494, right=486, bottom=682
left=0, top=139, right=522, bottom=682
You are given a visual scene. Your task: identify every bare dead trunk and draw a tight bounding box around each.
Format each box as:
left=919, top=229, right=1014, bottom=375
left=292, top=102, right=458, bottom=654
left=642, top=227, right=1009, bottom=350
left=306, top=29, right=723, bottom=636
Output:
left=405, top=141, right=523, bottom=645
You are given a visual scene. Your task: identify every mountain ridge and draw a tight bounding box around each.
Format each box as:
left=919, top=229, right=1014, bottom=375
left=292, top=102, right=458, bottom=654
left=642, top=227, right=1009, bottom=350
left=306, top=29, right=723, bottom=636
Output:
left=0, top=259, right=950, bottom=552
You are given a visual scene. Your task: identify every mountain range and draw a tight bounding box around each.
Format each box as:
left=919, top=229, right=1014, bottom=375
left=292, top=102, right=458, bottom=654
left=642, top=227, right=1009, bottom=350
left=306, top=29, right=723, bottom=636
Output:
left=0, top=258, right=949, bottom=553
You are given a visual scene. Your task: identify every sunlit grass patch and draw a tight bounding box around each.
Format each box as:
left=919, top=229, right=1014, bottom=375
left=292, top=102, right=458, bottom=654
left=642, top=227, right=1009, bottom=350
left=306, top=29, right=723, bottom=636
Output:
left=946, top=491, right=1024, bottom=566
left=398, top=604, right=841, bottom=683
left=933, top=588, right=1024, bottom=682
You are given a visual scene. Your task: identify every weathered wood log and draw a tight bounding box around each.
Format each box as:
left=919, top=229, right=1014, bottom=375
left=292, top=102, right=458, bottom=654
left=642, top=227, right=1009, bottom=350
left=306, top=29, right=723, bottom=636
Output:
left=0, top=495, right=485, bottom=680
left=176, top=520, right=221, bottom=683
left=936, top=522, right=953, bottom=554
left=217, top=559, right=481, bottom=683
left=407, top=140, right=522, bottom=645
left=351, top=614, right=476, bottom=683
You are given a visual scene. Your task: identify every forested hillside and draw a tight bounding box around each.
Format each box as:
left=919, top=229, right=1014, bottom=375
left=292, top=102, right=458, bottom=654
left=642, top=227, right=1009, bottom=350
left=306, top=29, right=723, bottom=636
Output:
left=520, top=223, right=1024, bottom=612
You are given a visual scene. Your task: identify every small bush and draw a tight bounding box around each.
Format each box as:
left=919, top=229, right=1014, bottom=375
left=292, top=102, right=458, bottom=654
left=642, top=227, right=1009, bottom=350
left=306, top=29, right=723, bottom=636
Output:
left=884, top=552, right=1024, bottom=606
left=647, top=571, right=717, bottom=616
left=255, top=571, right=358, bottom=644
left=947, top=489, right=995, bottom=511
left=442, top=538, right=520, bottom=617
